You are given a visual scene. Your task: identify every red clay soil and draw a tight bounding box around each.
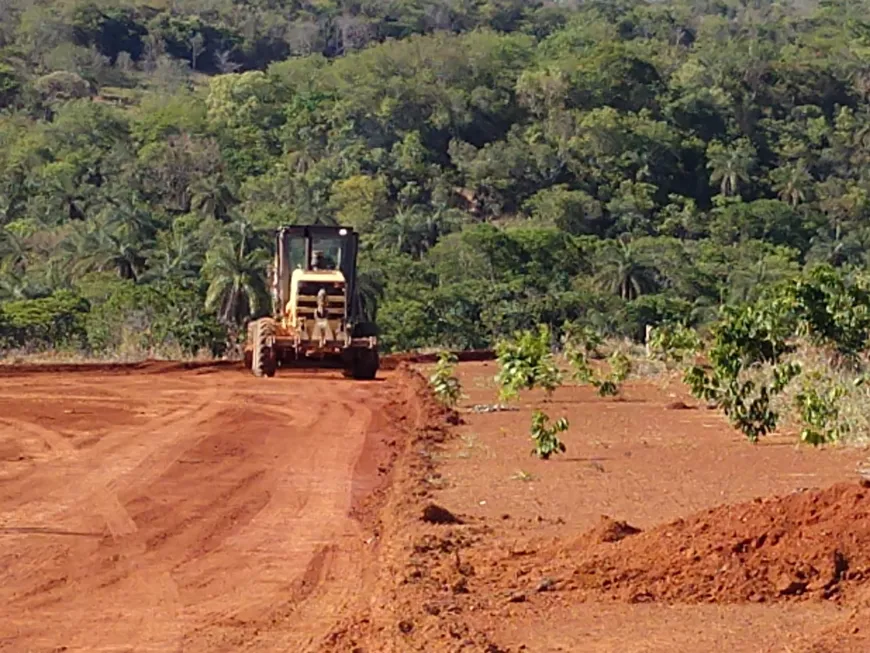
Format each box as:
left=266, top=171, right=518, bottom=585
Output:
left=392, top=361, right=870, bottom=652
left=597, top=481, right=866, bottom=602
left=0, top=362, right=414, bottom=652
left=3, top=356, right=870, bottom=652
left=379, top=349, right=495, bottom=370
left=506, top=480, right=870, bottom=605
left=0, top=358, right=240, bottom=376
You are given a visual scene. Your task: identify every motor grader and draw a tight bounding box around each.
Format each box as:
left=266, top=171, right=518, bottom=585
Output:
left=243, top=225, right=379, bottom=379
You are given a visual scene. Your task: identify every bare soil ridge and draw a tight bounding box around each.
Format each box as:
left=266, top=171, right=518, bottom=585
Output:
left=495, top=480, right=870, bottom=605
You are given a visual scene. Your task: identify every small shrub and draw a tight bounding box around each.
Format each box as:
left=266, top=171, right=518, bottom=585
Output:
left=565, top=345, right=595, bottom=384
left=561, top=321, right=603, bottom=357
left=530, top=409, right=568, bottom=459
left=566, top=345, right=632, bottom=398
left=684, top=300, right=800, bottom=442
left=785, top=264, right=870, bottom=362
left=648, top=322, right=701, bottom=367
left=429, top=351, right=462, bottom=407
left=794, top=373, right=849, bottom=446
left=0, top=290, right=90, bottom=351
left=495, top=324, right=563, bottom=401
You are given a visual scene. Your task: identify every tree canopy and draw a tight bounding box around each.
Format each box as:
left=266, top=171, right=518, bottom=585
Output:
left=3, top=0, right=870, bottom=356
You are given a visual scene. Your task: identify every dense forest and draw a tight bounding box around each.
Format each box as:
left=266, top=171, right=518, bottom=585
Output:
left=1, top=0, right=870, bottom=357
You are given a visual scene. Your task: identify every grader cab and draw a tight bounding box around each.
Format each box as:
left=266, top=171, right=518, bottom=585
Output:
left=244, top=225, right=379, bottom=379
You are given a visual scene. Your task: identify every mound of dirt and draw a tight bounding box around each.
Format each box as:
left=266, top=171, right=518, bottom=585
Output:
left=421, top=503, right=463, bottom=525
left=390, top=362, right=462, bottom=428
left=380, top=349, right=495, bottom=370
left=565, top=481, right=870, bottom=604
left=585, top=516, right=642, bottom=543
left=0, top=359, right=237, bottom=377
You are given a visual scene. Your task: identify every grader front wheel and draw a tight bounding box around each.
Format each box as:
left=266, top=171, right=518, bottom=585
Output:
left=348, top=348, right=379, bottom=380
left=252, top=318, right=277, bottom=378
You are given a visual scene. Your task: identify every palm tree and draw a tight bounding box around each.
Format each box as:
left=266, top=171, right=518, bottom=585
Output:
left=191, top=174, right=237, bottom=221
left=226, top=212, right=270, bottom=255
left=203, top=236, right=269, bottom=326
left=0, top=259, right=35, bottom=300
left=0, top=227, right=27, bottom=273
left=770, top=161, right=812, bottom=207
left=594, top=239, right=659, bottom=300
left=706, top=138, right=756, bottom=198
left=373, top=205, right=424, bottom=255
left=63, top=215, right=148, bottom=281
left=421, top=207, right=464, bottom=251
left=143, top=224, right=203, bottom=282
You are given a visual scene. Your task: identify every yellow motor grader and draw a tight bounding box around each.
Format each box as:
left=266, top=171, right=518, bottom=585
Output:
left=243, top=225, right=379, bottom=379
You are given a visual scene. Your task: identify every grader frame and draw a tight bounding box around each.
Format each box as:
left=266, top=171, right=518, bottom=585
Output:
left=243, top=225, right=379, bottom=379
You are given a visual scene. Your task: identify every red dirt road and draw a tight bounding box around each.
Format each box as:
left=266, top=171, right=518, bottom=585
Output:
left=0, top=365, right=400, bottom=652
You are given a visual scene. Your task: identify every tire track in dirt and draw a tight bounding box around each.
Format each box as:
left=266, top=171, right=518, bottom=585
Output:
left=0, top=385, right=222, bottom=536
left=176, top=396, right=377, bottom=651
left=0, top=377, right=230, bottom=652
left=0, top=368, right=400, bottom=653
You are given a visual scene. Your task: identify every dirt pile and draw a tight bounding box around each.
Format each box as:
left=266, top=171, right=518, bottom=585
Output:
left=421, top=503, right=464, bottom=525
left=380, top=350, right=495, bottom=370
left=564, top=481, right=870, bottom=604
left=579, top=516, right=643, bottom=544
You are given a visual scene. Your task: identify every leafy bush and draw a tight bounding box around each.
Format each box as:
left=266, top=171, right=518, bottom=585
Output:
left=86, top=281, right=226, bottom=357
left=648, top=322, right=701, bottom=367
left=561, top=320, right=603, bottom=357
left=530, top=409, right=568, bottom=460
left=0, top=291, right=90, bottom=352
left=494, top=324, right=563, bottom=401
left=684, top=298, right=801, bottom=442
left=784, top=265, right=870, bottom=363
left=429, top=351, right=462, bottom=407
left=597, top=350, right=632, bottom=397
left=564, top=332, right=632, bottom=398
left=793, top=373, right=850, bottom=446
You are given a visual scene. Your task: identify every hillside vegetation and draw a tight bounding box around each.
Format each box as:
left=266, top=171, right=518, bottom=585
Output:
left=2, top=0, right=870, bottom=359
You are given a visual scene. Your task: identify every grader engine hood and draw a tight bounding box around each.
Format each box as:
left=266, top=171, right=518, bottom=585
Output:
left=287, top=269, right=348, bottom=347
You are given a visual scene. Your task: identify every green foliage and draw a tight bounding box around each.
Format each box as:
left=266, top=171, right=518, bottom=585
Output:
left=85, top=280, right=226, bottom=357
left=0, top=64, right=20, bottom=108
left=429, top=351, right=462, bottom=408
left=561, top=321, right=603, bottom=357
left=686, top=360, right=802, bottom=443
left=794, top=373, right=849, bottom=446
left=530, top=409, right=568, bottom=460
left=0, top=291, right=90, bottom=352
left=648, top=322, right=701, bottom=367
left=784, top=265, right=870, bottom=361
left=495, top=324, right=563, bottom=401
left=9, top=0, right=870, bottom=362
left=684, top=299, right=801, bottom=442
left=595, top=351, right=632, bottom=397
left=563, top=324, right=631, bottom=398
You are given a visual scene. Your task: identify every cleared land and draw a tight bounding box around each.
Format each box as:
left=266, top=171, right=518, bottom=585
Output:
left=1, top=360, right=869, bottom=652
left=0, top=362, right=403, bottom=652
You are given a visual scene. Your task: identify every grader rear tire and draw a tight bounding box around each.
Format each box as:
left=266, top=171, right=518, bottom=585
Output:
left=252, top=318, right=277, bottom=378
left=243, top=322, right=255, bottom=369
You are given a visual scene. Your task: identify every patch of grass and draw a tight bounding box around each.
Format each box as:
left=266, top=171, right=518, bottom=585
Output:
left=511, top=470, right=536, bottom=482
left=455, top=432, right=489, bottom=459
